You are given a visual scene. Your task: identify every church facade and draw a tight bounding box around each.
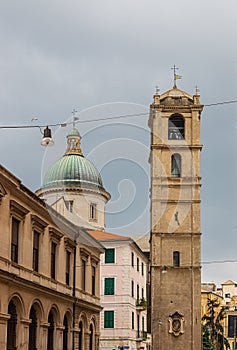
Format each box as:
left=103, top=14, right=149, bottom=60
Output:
left=149, top=84, right=203, bottom=350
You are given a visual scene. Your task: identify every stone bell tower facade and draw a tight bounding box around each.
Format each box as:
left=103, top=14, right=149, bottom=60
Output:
left=149, top=83, right=203, bottom=350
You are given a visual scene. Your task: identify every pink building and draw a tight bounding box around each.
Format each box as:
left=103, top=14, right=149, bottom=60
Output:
left=89, top=230, right=150, bottom=350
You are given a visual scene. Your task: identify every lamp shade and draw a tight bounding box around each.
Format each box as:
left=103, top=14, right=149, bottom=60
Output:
left=41, top=126, right=54, bottom=146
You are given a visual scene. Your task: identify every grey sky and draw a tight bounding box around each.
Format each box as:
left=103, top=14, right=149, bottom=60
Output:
left=0, top=0, right=237, bottom=287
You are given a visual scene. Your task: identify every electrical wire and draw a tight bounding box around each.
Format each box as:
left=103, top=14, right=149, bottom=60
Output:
left=0, top=98, right=236, bottom=130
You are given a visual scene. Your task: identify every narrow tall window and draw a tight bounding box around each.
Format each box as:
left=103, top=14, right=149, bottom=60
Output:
left=33, top=231, right=40, bottom=272
left=11, top=218, right=19, bottom=263
left=104, top=278, right=115, bottom=295
left=66, top=251, right=71, bottom=285
left=137, top=284, right=140, bottom=303
left=7, top=300, right=17, bottom=350
left=29, top=305, right=37, bottom=350
left=92, top=266, right=96, bottom=295
left=131, top=252, right=134, bottom=267
left=104, top=311, right=114, bottom=328
left=137, top=314, right=140, bottom=338
left=173, top=251, right=180, bottom=267
left=63, top=315, right=68, bottom=350
left=132, top=312, right=135, bottom=329
left=78, top=321, right=83, bottom=350
left=131, top=280, right=134, bottom=297
left=81, top=259, right=86, bottom=291
left=171, top=153, right=181, bottom=178
left=47, top=311, right=54, bottom=350
left=142, top=262, right=144, bottom=276
left=51, top=242, right=57, bottom=279
left=105, top=248, right=115, bottom=263
left=168, top=115, right=184, bottom=140
left=137, top=257, right=139, bottom=271
left=89, top=203, right=97, bottom=221
left=89, top=324, right=94, bottom=350
left=66, top=200, right=73, bottom=213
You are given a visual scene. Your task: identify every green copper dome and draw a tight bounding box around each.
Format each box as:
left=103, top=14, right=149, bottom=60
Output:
left=42, top=127, right=104, bottom=190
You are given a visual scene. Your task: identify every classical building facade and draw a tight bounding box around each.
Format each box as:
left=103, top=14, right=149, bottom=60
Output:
left=88, top=230, right=150, bottom=350
left=0, top=163, right=106, bottom=349
left=149, top=84, right=203, bottom=349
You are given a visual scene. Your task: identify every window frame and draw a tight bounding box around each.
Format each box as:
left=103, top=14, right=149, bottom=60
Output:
left=105, top=248, right=115, bottom=264
left=104, top=311, right=114, bottom=328
left=171, top=153, right=182, bottom=178
left=173, top=251, right=180, bottom=267
left=11, top=217, right=20, bottom=263
left=104, top=277, right=115, bottom=295
left=33, top=230, right=40, bottom=272
left=89, top=203, right=97, bottom=221
left=168, top=114, right=185, bottom=140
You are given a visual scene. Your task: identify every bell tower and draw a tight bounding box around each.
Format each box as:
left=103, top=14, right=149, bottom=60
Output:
left=149, top=78, right=203, bottom=350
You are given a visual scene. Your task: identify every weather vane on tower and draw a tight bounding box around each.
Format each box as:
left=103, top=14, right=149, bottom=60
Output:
left=171, top=64, right=182, bottom=88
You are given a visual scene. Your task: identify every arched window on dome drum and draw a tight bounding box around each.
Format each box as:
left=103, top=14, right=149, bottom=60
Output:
left=168, top=115, right=184, bottom=140
left=171, top=154, right=181, bottom=178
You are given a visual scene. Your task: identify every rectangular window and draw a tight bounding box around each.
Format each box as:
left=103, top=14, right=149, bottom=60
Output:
left=142, top=262, right=144, bottom=276
left=131, top=252, right=134, bottom=267
left=173, top=251, right=180, bottom=267
left=81, top=259, right=86, bottom=291
left=65, top=200, right=73, bottom=213
left=142, top=287, right=144, bottom=299
left=137, top=314, right=140, bottom=337
left=131, top=280, right=134, bottom=297
left=89, top=203, right=97, bottom=221
left=105, top=248, right=115, bottom=263
left=33, top=231, right=40, bottom=272
left=51, top=242, right=57, bottom=279
left=66, top=251, right=71, bottom=285
left=137, top=284, right=140, bottom=302
left=225, top=293, right=231, bottom=298
left=132, top=312, right=134, bottom=329
left=11, top=218, right=19, bottom=263
left=228, top=316, right=237, bottom=337
left=92, top=266, right=96, bottom=295
left=104, top=311, right=114, bottom=328
left=104, top=278, right=115, bottom=295
left=137, top=257, right=139, bottom=271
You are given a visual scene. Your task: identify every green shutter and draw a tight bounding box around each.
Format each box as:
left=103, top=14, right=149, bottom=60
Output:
left=104, top=278, right=114, bottom=295
left=104, top=311, right=114, bottom=328
left=105, top=249, right=115, bottom=263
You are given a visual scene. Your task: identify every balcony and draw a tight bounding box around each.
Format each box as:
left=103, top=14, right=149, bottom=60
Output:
left=136, top=298, right=147, bottom=311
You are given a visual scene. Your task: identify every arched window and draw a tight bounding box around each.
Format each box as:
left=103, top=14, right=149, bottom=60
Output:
left=29, top=305, right=37, bottom=350
left=173, top=251, right=180, bottom=267
left=89, top=324, right=94, bottom=350
left=7, top=300, right=17, bottom=350
left=168, top=115, right=184, bottom=140
left=171, top=154, right=181, bottom=178
left=47, top=310, right=54, bottom=350
left=63, top=315, right=68, bottom=350
left=78, top=321, right=83, bottom=350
